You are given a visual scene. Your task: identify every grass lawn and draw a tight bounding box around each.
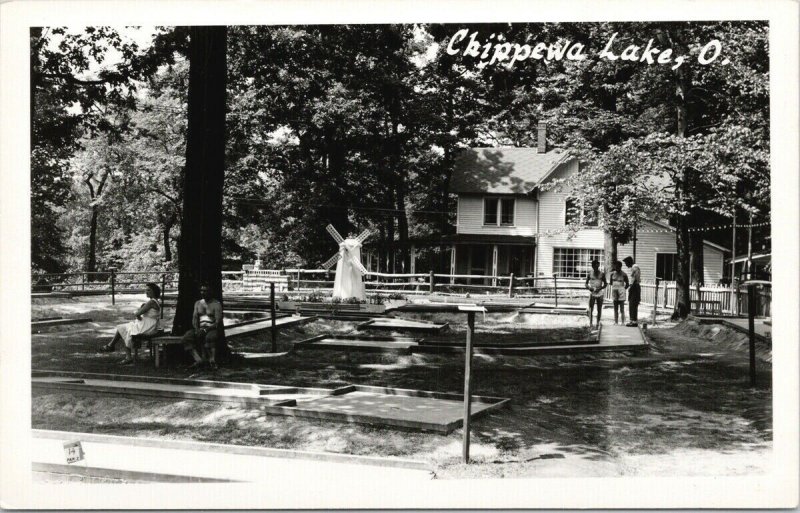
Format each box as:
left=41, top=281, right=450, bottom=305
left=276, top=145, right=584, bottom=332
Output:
left=31, top=295, right=772, bottom=478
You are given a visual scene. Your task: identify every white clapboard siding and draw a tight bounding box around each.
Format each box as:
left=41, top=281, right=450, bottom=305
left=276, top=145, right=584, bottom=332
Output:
left=536, top=211, right=725, bottom=284
left=702, top=245, right=724, bottom=284
left=457, top=195, right=537, bottom=236
left=535, top=159, right=604, bottom=276
left=616, top=220, right=725, bottom=284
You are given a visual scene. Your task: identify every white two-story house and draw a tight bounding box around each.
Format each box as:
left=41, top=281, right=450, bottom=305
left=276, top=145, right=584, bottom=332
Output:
left=447, top=123, right=727, bottom=283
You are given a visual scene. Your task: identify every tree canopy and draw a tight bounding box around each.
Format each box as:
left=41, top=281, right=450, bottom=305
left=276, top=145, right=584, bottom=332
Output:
left=31, top=22, right=770, bottom=317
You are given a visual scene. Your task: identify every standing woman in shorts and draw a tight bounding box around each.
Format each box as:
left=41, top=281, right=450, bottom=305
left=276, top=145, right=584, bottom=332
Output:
left=609, top=261, right=629, bottom=325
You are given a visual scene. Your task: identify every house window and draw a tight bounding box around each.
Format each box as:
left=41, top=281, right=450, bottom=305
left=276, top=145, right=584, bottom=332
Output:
left=553, top=248, right=604, bottom=278
left=583, top=206, right=599, bottom=227
left=565, top=197, right=599, bottom=227
left=500, top=199, right=515, bottom=225
left=565, top=198, right=580, bottom=226
left=484, top=197, right=515, bottom=226
left=656, top=253, right=678, bottom=281
left=484, top=198, right=498, bottom=225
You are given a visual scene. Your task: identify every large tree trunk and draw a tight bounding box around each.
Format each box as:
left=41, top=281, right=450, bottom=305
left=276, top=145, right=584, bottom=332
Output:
left=669, top=28, right=694, bottom=319
left=173, top=27, right=227, bottom=343
left=386, top=191, right=396, bottom=273
left=396, top=179, right=409, bottom=272
left=603, top=230, right=617, bottom=276
left=87, top=206, right=98, bottom=274
left=163, top=212, right=176, bottom=262
left=439, top=149, right=453, bottom=275
left=673, top=214, right=692, bottom=318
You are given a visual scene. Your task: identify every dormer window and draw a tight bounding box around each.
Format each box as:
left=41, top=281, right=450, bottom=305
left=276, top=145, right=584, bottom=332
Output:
left=484, top=197, right=515, bottom=226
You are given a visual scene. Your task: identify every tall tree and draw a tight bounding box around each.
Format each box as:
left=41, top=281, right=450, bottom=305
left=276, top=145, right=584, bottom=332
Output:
left=173, top=27, right=228, bottom=337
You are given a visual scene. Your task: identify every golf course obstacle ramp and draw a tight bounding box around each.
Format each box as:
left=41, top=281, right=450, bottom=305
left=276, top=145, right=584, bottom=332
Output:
left=31, top=370, right=509, bottom=434
left=518, top=304, right=589, bottom=315
left=357, top=317, right=448, bottom=333
left=31, top=317, right=92, bottom=332
left=293, top=334, right=422, bottom=354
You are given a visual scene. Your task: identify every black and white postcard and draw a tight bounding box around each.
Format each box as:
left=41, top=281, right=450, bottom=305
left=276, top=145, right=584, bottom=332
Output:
left=1, top=0, right=798, bottom=509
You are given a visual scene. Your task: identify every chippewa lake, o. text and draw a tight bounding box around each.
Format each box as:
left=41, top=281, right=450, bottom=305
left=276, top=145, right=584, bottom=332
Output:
left=446, top=30, right=731, bottom=70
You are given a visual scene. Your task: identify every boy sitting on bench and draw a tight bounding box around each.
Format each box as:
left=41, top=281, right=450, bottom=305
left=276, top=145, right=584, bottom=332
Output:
left=182, top=283, right=223, bottom=370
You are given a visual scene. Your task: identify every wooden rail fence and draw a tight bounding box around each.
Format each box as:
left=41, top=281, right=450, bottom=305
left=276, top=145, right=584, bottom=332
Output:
left=32, top=269, right=771, bottom=317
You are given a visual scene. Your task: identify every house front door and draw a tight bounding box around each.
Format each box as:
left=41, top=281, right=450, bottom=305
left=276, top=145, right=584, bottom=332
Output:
left=469, top=245, right=489, bottom=284
left=508, top=245, right=534, bottom=277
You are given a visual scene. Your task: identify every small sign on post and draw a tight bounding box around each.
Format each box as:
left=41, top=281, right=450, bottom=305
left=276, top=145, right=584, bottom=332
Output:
left=457, top=304, right=487, bottom=464
left=63, top=440, right=84, bottom=464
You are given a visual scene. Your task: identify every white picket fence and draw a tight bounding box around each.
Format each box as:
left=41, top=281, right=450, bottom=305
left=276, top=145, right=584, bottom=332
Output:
left=239, top=269, right=770, bottom=316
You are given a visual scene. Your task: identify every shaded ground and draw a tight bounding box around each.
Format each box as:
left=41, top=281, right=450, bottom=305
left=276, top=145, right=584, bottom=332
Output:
left=31, top=295, right=772, bottom=478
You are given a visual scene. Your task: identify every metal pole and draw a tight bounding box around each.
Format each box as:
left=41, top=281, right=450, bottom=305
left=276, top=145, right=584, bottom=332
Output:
left=748, top=284, right=757, bottom=387
left=747, top=212, right=753, bottom=276
left=553, top=274, right=558, bottom=308
left=731, top=211, right=737, bottom=282
left=633, top=223, right=637, bottom=263
left=462, top=311, right=475, bottom=464
left=270, top=282, right=277, bottom=353
left=653, top=278, right=660, bottom=325
left=110, top=269, right=116, bottom=306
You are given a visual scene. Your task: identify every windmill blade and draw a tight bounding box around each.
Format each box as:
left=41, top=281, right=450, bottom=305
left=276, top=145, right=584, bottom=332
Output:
left=353, top=258, right=369, bottom=276
left=326, top=224, right=344, bottom=244
left=354, top=229, right=372, bottom=244
left=321, top=253, right=341, bottom=270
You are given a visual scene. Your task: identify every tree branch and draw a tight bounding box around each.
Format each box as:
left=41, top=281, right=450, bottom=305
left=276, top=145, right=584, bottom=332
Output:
left=38, top=72, right=109, bottom=85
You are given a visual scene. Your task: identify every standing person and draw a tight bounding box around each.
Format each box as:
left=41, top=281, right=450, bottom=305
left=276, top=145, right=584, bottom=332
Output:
left=100, top=283, right=161, bottom=365
left=609, top=261, right=629, bottom=325
left=584, top=259, right=607, bottom=329
left=623, top=256, right=641, bottom=326
left=181, top=283, right=223, bottom=370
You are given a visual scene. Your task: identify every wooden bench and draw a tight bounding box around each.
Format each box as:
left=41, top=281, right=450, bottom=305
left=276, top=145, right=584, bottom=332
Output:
left=136, top=320, right=279, bottom=368
left=131, top=330, right=183, bottom=369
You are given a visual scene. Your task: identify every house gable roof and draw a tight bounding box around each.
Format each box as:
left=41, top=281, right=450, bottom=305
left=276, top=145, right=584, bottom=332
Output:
left=450, top=147, right=572, bottom=194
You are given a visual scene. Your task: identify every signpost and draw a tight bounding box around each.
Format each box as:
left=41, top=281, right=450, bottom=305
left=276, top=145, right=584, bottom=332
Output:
left=458, top=304, right=486, bottom=464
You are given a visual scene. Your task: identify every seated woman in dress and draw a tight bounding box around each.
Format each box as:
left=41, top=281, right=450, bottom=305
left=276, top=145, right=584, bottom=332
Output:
left=100, top=282, right=161, bottom=364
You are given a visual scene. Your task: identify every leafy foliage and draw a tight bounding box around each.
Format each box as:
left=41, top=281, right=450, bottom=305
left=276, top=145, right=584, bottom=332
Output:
left=31, top=22, right=769, bottom=311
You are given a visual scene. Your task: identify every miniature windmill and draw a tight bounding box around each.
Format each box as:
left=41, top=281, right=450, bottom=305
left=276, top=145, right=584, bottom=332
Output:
left=322, top=224, right=372, bottom=300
